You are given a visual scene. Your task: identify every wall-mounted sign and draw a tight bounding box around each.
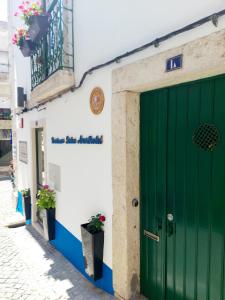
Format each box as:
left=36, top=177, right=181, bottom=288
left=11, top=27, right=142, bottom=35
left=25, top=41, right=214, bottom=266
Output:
left=19, top=141, right=28, bottom=164
left=51, top=135, right=103, bottom=145
left=90, top=87, right=105, bottom=115
left=166, top=54, right=183, bottom=72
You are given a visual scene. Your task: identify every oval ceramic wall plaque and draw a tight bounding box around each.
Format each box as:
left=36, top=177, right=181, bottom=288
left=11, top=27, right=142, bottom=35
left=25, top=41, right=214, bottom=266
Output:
left=90, top=87, right=105, bottom=115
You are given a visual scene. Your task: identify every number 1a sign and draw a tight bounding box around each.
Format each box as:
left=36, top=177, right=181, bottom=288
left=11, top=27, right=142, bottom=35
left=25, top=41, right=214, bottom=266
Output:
left=166, top=54, right=183, bottom=72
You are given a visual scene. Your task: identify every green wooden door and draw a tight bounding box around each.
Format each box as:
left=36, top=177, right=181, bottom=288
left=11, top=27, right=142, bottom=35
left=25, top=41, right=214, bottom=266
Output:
left=140, top=75, right=225, bottom=300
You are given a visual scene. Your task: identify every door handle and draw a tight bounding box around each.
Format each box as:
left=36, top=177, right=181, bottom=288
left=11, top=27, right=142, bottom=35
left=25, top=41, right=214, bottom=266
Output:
left=144, top=230, right=160, bottom=242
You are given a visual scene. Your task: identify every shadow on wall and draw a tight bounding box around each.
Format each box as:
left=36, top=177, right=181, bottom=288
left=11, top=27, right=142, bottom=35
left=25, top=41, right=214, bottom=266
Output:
left=51, top=221, right=114, bottom=295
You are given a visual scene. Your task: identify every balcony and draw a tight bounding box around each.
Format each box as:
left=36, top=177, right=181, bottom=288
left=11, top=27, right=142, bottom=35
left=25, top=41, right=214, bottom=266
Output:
left=30, top=0, right=74, bottom=103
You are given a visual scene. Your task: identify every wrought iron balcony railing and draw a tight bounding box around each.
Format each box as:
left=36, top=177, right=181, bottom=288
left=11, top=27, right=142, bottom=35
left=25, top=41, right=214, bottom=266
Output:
left=31, top=0, right=74, bottom=90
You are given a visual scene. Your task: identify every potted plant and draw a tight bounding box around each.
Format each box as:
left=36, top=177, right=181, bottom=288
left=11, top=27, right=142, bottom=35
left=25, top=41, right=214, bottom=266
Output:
left=36, top=185, right=56, bottom=241
left=81, top=213, right=106, bottom=281
left=21, top=188, right=31, bottom=221
left=12, top=28, right=36, bottom=57
left=14, top=1, right=49, bottom=42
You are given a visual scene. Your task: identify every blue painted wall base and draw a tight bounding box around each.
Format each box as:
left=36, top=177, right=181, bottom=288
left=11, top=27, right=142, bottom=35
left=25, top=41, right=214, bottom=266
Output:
left=51, top=220, right=114, bottom=295
left=16, top=192, right=24, bottom=216
left=16, top=192, right=31, bottom=224
left=17, top=193, right=113, bottom=294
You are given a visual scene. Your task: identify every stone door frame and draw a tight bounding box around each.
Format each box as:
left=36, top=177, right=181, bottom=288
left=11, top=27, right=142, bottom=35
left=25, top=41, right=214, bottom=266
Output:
left=30, top=119, right=47, bottom=236
left=111, top=29, right=225, bottom=300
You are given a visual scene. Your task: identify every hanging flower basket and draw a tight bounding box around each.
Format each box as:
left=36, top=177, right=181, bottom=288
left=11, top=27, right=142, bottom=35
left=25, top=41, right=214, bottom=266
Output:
left=20, top=39, right=36, bottom=57
left=28, top=15, right=49, bottom=42
left=12, top=28, right=36, bottom=57
left=81, top=214, right=106, bottom=281
left=13, top=2, right=49, bottom=42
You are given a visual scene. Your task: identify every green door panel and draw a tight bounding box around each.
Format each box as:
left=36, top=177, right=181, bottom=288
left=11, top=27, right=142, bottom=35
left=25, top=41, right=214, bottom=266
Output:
left=140, top=74, right=225, bottom=300
left=209, top=77, right=225, bottom=300
left=140, top=89, right=168, bottom=300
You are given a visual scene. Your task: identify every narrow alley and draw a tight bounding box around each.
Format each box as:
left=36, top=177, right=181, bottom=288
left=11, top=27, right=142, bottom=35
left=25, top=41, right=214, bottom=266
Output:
left=0, top=179, right=114, bottom=300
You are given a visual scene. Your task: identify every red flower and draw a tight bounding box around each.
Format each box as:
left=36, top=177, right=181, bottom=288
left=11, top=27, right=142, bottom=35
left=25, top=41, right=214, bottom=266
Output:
left=99, top=215, right=106, bottom=222
left=43, top=184, right=49, bottom=189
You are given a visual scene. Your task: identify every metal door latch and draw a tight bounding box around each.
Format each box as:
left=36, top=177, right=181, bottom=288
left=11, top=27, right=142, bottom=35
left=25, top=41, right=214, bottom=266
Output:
left=167, top=213, right=174, bottom=221
left=166, top=213, right=175, bottom=236
left=144, top=230, right=160, bottom=242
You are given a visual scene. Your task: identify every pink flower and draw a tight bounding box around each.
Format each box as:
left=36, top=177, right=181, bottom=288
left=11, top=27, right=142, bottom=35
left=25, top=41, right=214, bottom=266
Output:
left=43, top=184, right=49, bottom=189
left=12, top=33, right=18, bottom=45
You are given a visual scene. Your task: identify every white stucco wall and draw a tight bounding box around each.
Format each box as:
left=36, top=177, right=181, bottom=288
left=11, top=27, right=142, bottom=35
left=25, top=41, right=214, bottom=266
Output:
left=11, top=0, right=225, bottom=271
left=0, top=21, right=10, bottom=106
left=74, top=0, right=225, bottom=81
left=0, top=100, right=10, bottom=108
left=9, top=0, right=31, bottom=99
left=0, top=22, right=8, bottom=52
left=16, top=68, right=113, bottom=266
left=10, top=0, right=225, bottom=97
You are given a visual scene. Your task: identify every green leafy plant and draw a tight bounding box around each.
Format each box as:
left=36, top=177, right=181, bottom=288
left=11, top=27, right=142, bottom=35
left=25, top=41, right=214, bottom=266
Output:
left=21, top=188, right=30, bottom=197
left=87, top=213, right=106, bottom=234
left=36, top=185, right=56, bottom=210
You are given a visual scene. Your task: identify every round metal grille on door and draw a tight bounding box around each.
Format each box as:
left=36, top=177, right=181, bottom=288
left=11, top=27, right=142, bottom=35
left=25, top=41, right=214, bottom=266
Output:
left=193, top=123, right=219, bottom=151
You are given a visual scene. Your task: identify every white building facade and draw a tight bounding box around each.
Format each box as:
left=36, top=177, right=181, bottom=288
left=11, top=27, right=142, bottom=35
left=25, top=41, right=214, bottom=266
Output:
left=0, top=21, right=11, bottom=166
left=9, top=1, right=225, bottom=299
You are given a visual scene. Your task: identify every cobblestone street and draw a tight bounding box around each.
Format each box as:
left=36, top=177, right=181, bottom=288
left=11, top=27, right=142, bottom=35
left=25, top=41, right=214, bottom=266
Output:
left=0, top=180, right=115, bottom=300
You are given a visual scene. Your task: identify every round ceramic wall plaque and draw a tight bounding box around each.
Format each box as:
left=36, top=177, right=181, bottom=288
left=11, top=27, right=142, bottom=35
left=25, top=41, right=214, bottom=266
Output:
left=90, top=87, right=105, bottom=115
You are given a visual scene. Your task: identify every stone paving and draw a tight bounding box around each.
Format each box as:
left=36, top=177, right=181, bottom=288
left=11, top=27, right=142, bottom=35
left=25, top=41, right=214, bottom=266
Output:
left=0, top=180, right=115, bottom=300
